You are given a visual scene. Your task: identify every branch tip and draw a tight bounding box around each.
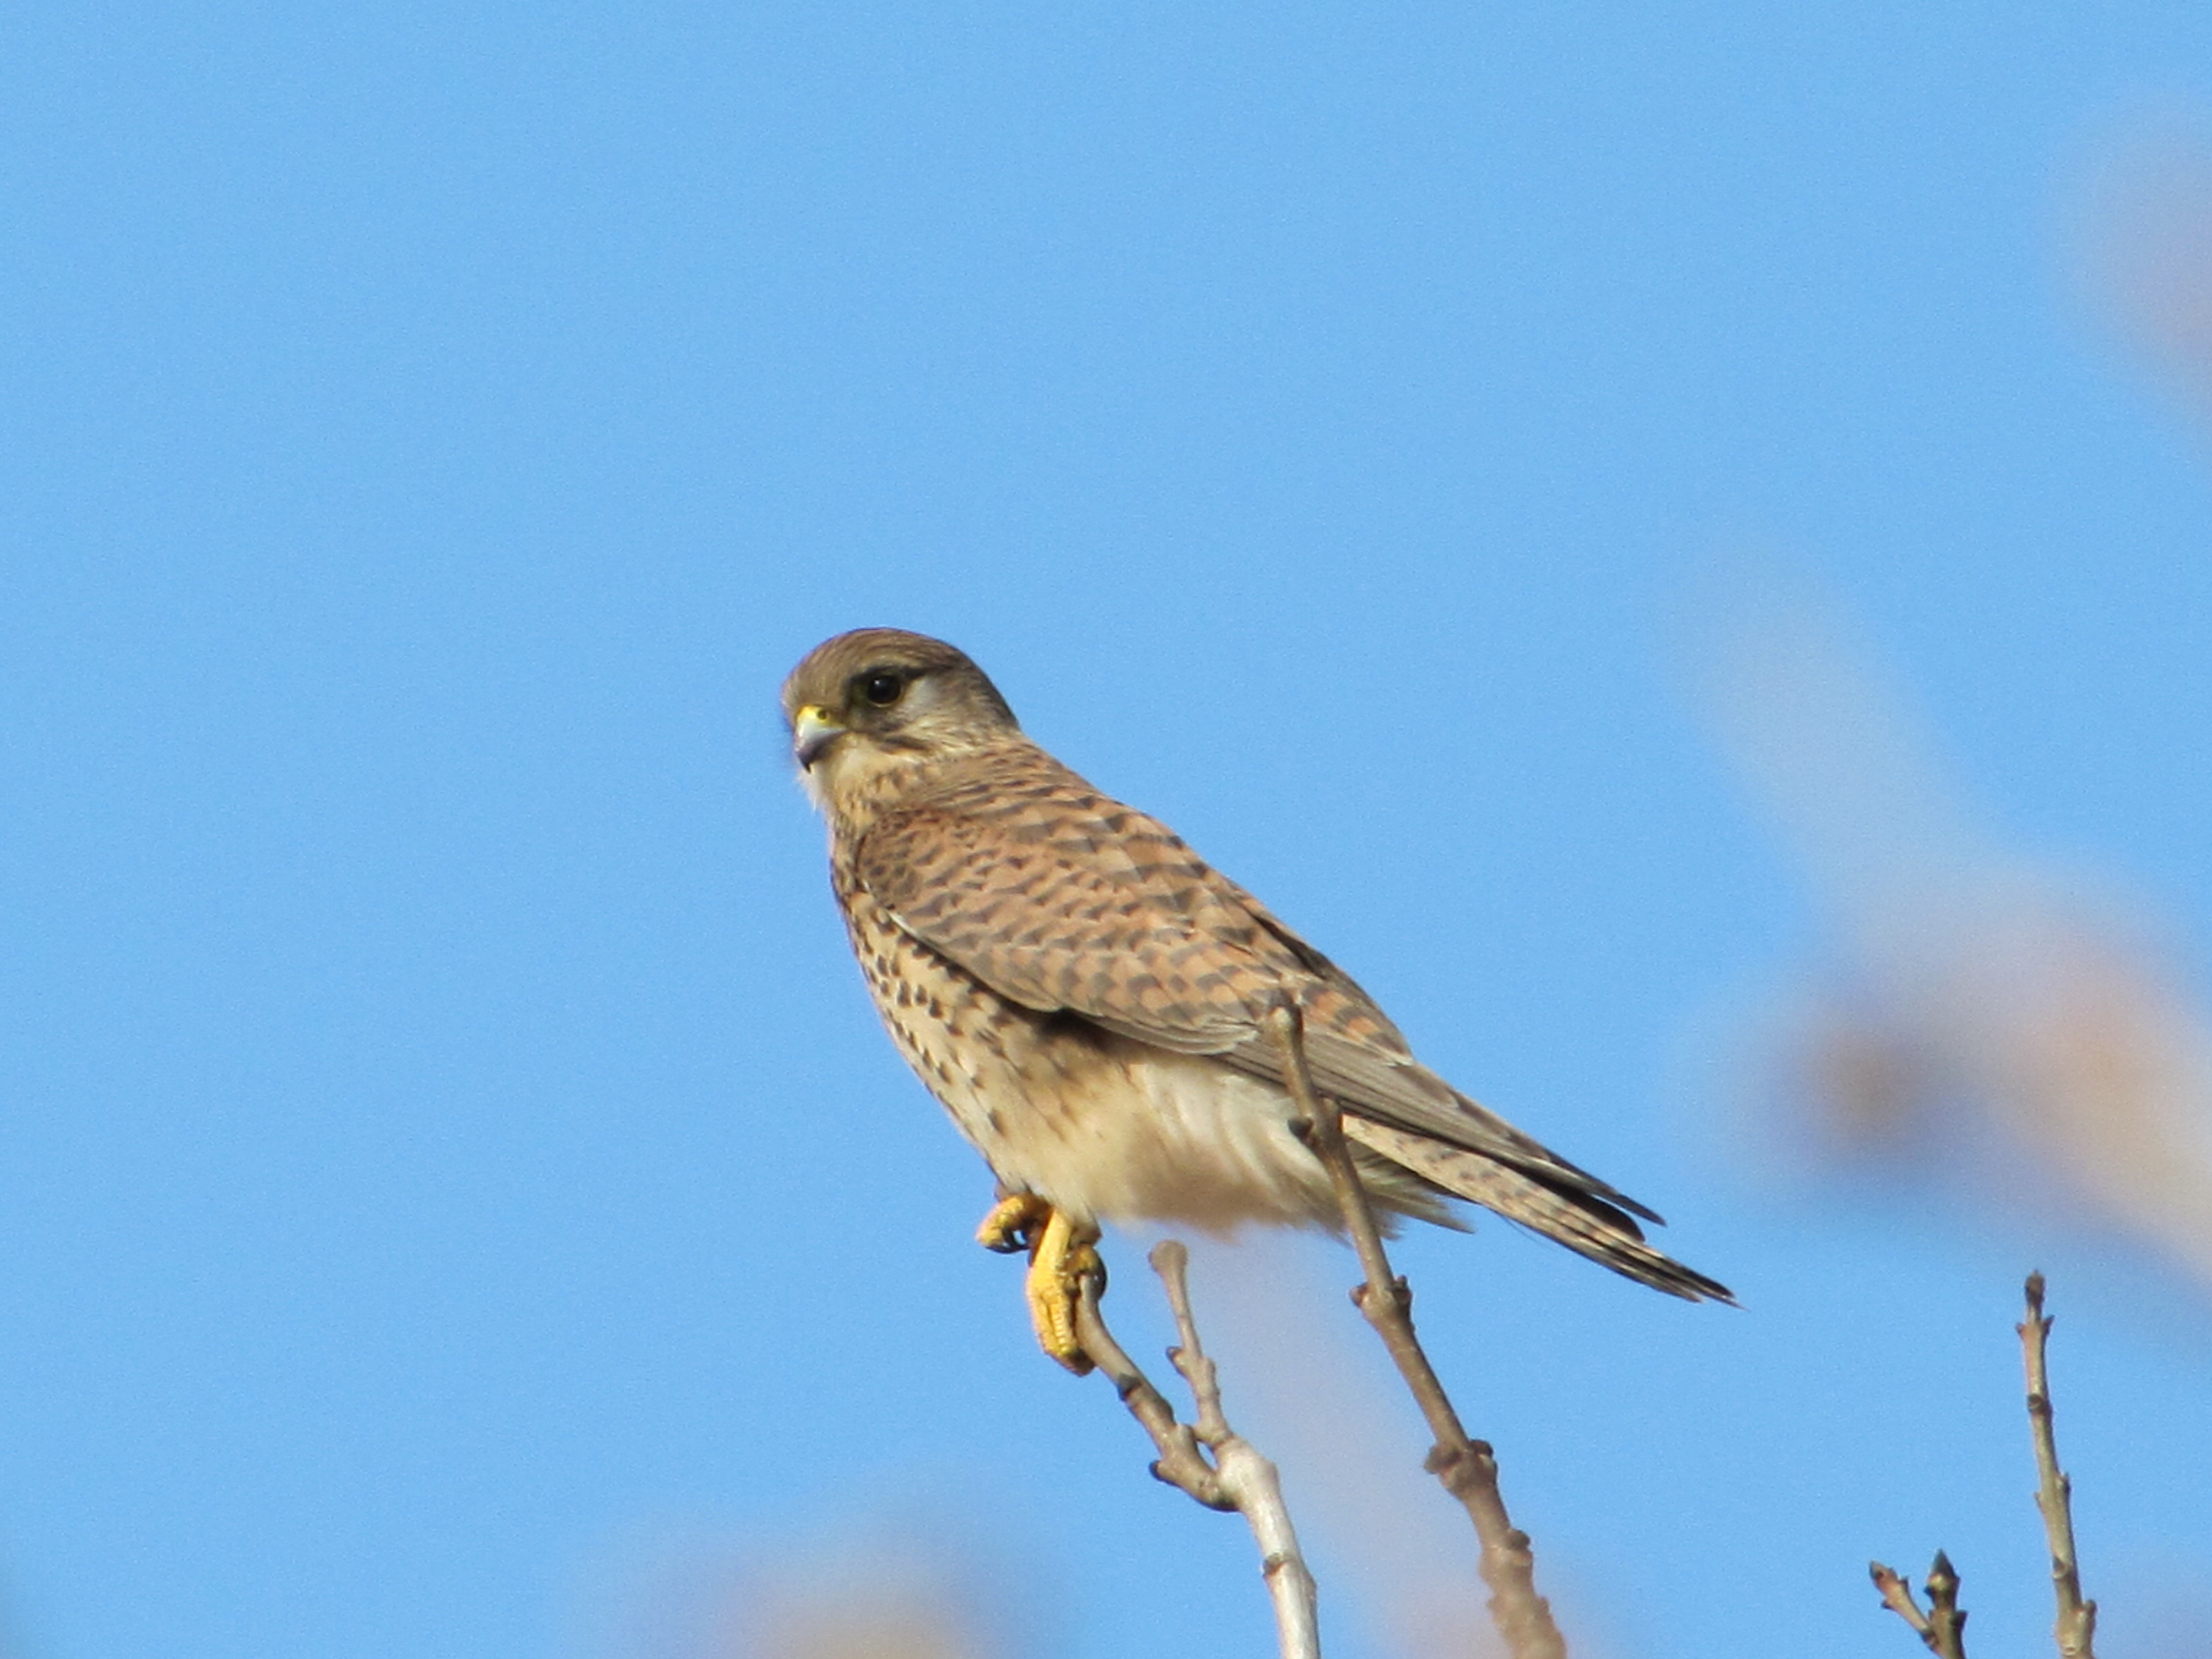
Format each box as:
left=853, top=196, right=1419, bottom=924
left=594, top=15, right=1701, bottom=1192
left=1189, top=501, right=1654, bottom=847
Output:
left=2018, top=1275, right=2097, bottom=1659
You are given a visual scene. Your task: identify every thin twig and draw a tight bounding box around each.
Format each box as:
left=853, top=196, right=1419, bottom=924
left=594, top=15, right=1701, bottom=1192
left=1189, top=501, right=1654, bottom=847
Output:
left=1871, top=1562, right=1935, bottom=1648
left=1871, top=1554, right=1969, bottom=1659
left=1153, top=1241, right=1322, bottom=1659
left=1070, top=1273, right=1226, bottom=1508
left=1072, top=1248, right=1322, bottom=1659
left=2020, top=1273, right=2098, bottom=1659
left=1924, top=1550, right=1969, bottom=1658
left=1267, top=1002, right=1567, bottom=1659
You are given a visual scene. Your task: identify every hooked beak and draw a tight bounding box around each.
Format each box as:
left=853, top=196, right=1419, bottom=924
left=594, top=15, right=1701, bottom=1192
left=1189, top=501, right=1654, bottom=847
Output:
left=791, top=704, right=847, bottom=770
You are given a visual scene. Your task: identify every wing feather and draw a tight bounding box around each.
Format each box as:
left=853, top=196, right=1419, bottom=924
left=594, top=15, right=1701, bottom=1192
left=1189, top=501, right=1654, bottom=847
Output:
left=1344, top=1118, right=1732, bottom=1302
left=854, top=787, right=1286, bottom=1056
left=855, top=748, right=1683, bottom=1248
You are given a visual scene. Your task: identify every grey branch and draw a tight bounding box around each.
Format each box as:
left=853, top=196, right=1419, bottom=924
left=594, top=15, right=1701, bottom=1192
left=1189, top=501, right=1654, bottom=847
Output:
left=2020, top=1273, right=2098, bottom=1659
left=1267, top=1003, right=1568, bottom=1659
left=1871, top=1553, right=1970, bottom=1659
left=1073, top=1245, right=1322, bottom=1659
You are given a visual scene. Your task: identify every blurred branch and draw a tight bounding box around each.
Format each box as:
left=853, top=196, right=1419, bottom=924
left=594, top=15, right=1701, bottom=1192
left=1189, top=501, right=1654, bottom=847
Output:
left=1267, top=1004, right=1568, bottom=1659
left=1871, top=1553, right=1970, bottom=1659
left=1073, top=1247, right=1322, bottom=1659
left=1698, top=583, right=2212, bottom=1291
left=2021, top=1274, right=2099, bottom=1659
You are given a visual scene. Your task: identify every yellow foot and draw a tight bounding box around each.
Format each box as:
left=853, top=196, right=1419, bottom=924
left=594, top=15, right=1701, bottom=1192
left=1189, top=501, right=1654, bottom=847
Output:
left=975, top=1192, right=1049, bottom=1255
left=973, top=1194, right=1103, bottom=1374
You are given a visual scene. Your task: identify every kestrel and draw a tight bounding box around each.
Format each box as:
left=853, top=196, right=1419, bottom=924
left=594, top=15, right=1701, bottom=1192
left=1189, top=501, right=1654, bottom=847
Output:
left=784, top=628, right=1730, bottom=1370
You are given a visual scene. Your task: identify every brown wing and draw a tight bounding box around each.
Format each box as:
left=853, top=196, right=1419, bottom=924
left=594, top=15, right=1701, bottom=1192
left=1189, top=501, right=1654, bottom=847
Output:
left=852, top=777, right=1295, bottom=1056
left=853, top=749, right=1662, bottom=1217
left=1209, top=885, right=1667, bottom=1224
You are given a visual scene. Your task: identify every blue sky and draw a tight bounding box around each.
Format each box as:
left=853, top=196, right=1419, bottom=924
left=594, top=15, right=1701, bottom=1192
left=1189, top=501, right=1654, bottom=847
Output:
left=8, top=2, right=2212, bottom=1656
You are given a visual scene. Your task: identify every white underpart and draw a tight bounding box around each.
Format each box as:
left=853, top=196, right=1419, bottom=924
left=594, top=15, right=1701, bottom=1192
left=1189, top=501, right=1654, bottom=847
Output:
left=984, top=1039, right=1341, bottom=1234
left=798, top=726, right=915, bottom=813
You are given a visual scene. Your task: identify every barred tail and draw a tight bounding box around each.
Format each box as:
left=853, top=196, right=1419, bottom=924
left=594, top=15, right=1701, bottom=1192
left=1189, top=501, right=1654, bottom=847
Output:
left=1344, top=1114, right=1735, bottom=1304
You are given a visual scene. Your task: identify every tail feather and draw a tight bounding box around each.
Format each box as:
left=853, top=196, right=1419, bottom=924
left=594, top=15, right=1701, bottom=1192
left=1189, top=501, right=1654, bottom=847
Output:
left=1344, top=1114, right=1736, bottom=1304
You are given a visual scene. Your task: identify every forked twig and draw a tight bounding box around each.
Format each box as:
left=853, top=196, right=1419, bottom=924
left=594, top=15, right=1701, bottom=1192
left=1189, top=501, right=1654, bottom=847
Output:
left=1074, top=1246, right=1322, bottom=1659
left=2021, top=1273, right=2098, bottom=1659
left=1154, top=1242, right=1322, bottom=1657
left=1266, top=1003, right=1568, bottom=1659
left=1871, top=1275, right=2103, bottom=1659
left=1871, top=1553, right=1970, bottom=1659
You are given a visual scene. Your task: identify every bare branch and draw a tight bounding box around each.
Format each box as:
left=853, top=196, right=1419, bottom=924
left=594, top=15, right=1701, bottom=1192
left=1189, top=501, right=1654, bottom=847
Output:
left=1267, top=1003, right=1568, bottom=1659
left=1151, top=1242, right=1322, bottom=1659
left=1871, top=1554, right=1969, bottom=1659
left=2020, top=1273, right=2099, bottom=1659
left=1072, top=1248, right=1322, bottom=1659
left=1070, top=1271, right=1226, bottom=1509
left=1925, top=1550, right=1970, bottom=1659
left=1871, top=1561, right=1935, bottom=1647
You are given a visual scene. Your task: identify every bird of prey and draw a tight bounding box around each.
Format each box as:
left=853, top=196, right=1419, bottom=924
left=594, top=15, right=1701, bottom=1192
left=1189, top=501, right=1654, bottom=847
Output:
left=783, top=628, right=1730, bottom=1370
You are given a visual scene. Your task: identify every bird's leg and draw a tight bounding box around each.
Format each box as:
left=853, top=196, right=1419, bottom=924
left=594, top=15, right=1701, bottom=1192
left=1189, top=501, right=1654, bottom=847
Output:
left=1024, top=1207, right=1104, bottom=1374
left=973, top=1193, right=1103, bottom=1372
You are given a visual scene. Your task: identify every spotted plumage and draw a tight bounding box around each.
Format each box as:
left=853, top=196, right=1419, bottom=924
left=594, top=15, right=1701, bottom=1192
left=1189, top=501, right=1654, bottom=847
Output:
left=784, top=627, right=1730, bottom=1308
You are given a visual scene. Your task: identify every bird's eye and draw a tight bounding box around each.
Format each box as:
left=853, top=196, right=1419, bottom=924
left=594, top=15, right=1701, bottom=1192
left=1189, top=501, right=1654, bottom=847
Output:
left=861, top=672, right=906, bottom=707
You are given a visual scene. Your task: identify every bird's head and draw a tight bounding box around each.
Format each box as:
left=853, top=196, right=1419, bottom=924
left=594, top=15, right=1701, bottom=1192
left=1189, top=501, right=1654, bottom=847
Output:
left=781, top=628, right=1020, bottom=809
